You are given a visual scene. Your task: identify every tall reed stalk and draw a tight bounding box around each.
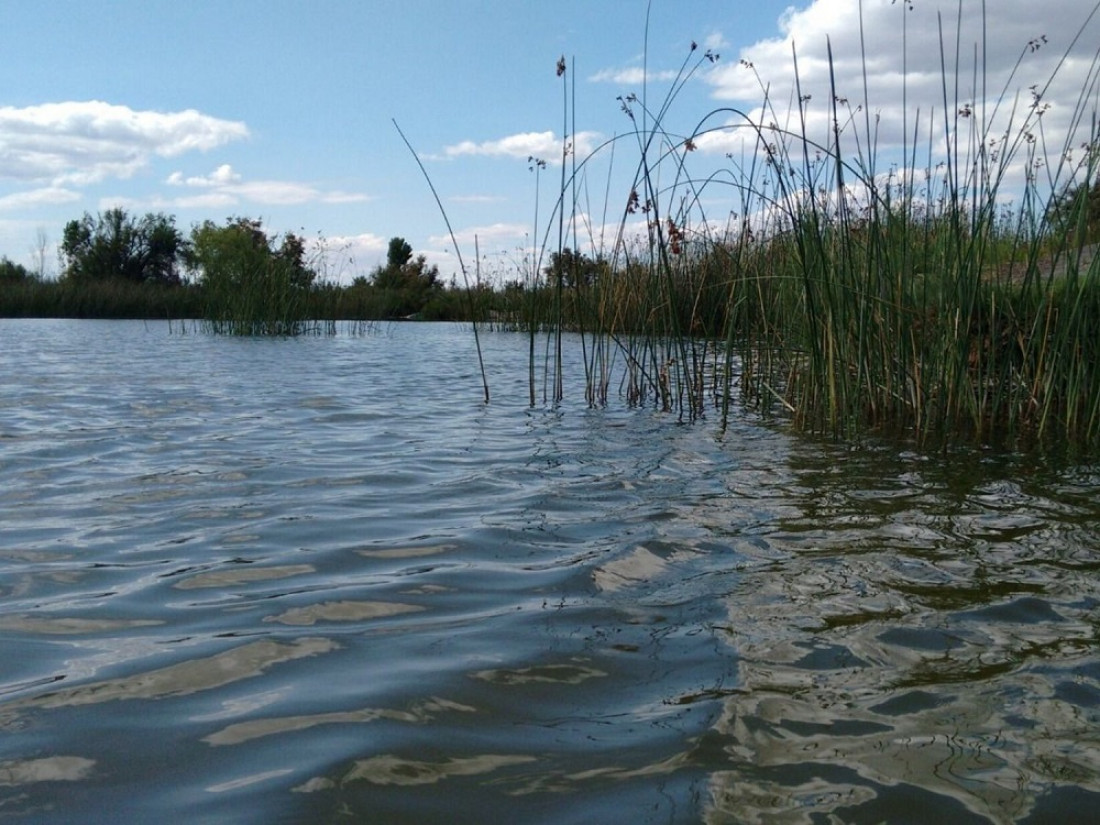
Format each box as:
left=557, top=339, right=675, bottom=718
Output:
left=394, top=121, right=491, bottom=403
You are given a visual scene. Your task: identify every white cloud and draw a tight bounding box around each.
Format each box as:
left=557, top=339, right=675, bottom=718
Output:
left=702, top=32, right=728, bottom=52
left=229, top=180, right=352, bottom=206
left=419, top=214, right=665, bottom=283
left=428, top=221, right=531, bottom=250
left=167, top=163, right=242, bottom=188
left=323, top=231, right=388, bottom=257
left=158, top=164, right=371, bottom=208
left=423, top=222, right=539, bottom=277
left=701, top=0, right=1100, bottom=169
left=0, top=186, right=81, bottom=211
left=442, top=131, right=602, bottom=164
left=0, top=101, right=249, bottom=186
left=308, top=232, right=389, bottom=283
left=106, top=192, right=240, bottom=212
left=426, top=212, right=628, bottom=263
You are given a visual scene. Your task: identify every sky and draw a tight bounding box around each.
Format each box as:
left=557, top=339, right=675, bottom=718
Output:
left=1, top=0, right=1098, bottom=284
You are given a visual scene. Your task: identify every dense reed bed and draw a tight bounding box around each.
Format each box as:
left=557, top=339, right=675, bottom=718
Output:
left=199, top=272, right=308, bottom=337
left=0, top=272, right=479, bottom=327
left=0, top=278, right=206, bottom=320
left=489, top=2, right=1100, bottom=450
left=7, top=6, right=1099, bottom=452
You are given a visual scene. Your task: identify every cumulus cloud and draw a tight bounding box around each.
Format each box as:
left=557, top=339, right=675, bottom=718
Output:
left=428, top=221, right=531, bottom=250
left=587, top=33, right=728, bottom=87
left=442, top=131, right=602, bottom=164
left=0, top=186, right=81, bottom=211
left=166, top=164, right=242, bottom=188
left=0, top=101, right=249, bottom=186
left=161, top=163, right=370, bottom=208
left=105, top=192, right=239, bottom=212
left=701, top=0, right=1100, bottom=164
left=427, top=211, right=629, bottom=262
left=702, top=32, right=728, bottom=52
left=324, top=231, right=388, bottom=257
left=307, top=231, right=389, bottom=283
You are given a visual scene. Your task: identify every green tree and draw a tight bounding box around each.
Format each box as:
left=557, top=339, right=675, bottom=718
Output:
left=0, top=257, right=33, bottom=283
left=276, top=231, right=316, bottom=289
left=60, top=208, right=185, bottom=285
left=187, top=217, right=316, bottom=334
left=188, top=218, right=314, bottom=287
left=370, top=236, right=441, bottom=316
left=544, top=247, right=606, bottom=288
left=388, top=237, right=413, bottom=269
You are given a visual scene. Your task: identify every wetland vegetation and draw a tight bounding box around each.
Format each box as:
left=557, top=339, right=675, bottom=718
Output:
left=4, top=7, right=1100, bottom=823
left=3, top=5, right=1100, bottom=453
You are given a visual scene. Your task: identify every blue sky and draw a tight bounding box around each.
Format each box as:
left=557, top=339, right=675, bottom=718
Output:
left=1, top=0, right=1097, bottom=284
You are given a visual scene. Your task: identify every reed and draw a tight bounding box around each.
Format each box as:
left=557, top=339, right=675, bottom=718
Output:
left=504, top=1, right=1100, bottom=449
left=0, top=278, right=204, bottom=320
left=189, top=219, right=317, bottom=337
left=200, top=274, right=305, bottom=336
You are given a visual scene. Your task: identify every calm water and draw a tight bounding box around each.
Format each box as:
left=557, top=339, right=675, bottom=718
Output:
left=1, top=319, right=1098, bottom=824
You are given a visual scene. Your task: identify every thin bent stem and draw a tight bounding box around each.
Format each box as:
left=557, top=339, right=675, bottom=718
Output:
left=393, top=119, right=490, bottom=404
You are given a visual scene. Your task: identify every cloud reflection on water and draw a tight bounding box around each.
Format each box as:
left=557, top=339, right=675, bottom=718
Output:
left=4, top=638, right=338, bottom=711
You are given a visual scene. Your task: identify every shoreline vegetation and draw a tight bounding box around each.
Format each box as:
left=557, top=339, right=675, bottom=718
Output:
left=4, top=4, right=1100, bottom=451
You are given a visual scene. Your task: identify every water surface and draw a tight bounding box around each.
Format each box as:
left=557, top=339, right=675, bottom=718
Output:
left=1, top=320, right=1098, bottom=823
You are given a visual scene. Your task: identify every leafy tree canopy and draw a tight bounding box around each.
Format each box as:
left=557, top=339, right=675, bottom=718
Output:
left=186, top=217, right=315, bottom=290
left=544, top=247, right=607, bottom=288
left=387, top=237, right=413, bottom=270
left=0, top=257, right=33, bottom=283
left=369, top=236, right=442, bottom=316
left=61, top=208, right=185, bottom=285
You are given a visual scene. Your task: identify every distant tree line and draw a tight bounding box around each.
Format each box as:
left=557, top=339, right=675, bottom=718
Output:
left=0, top=257, right=34, bottom=283
left=0, top=207, right=626, bottom=330
left=0, top=208, right=483, bottom=325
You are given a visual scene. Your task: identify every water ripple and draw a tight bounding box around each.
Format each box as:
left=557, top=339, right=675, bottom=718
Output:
left=1, top=321, right=1098, bottom=823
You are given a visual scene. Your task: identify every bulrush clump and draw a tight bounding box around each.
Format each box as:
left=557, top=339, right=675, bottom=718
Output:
left=454, top=2, right=1100, bottom=451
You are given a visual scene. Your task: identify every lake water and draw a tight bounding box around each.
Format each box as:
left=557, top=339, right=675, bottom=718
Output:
left=1, top=319, right=1098, bottom=824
